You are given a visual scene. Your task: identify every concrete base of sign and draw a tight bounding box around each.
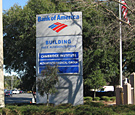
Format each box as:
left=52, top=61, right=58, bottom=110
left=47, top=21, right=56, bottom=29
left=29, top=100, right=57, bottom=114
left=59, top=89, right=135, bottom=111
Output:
left=116, top=85, right=124, bottom=105
left=130, top=73, right=135, bottom=104
left=123, top=83, right=131, bottom=104
left=36, top=75, right=83, bottom=106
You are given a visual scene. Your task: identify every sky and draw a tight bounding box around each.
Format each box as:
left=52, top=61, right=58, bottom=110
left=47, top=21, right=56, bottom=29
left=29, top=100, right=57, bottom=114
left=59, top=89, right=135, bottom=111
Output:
left=2, top=0, right=28, bottom=10
left=2, top=0, right=28, bottom=76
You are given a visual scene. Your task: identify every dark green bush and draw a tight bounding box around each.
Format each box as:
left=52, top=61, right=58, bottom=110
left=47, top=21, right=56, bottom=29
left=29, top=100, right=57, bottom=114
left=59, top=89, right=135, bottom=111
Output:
left=73, top=105, right=94, bottom=115
left=74, top=105, right=115, bottom=115
left=94, top=107, right=115, bottom=115
left=110, top=96, right=116, bottom=102
left=16, top=105, right=42, bottom=115
left=56, top=108, right=73, bottom=115
left=84, top=96, right=93, bottom=101
left=84, top=100, right=92, bottom=105
left=89, top=102, right=104, bottom=107
left=2, top=108, right=11, bottom=115
left=0, top=109, right=2, bottom=115
left=84, top=100, right=104, bottom=107
left=111, top=104, right=133, bottom=114
left=2, top=103, right=135, bottom=115
left=94, top=97, right=100, bottom=101
left=42, top=106, right=57, bottom=115
left=55, top=103, right=73, bottom=109
left=101, top=96, right=110, bottom=102
left=4, top=106, right=19, bottom=115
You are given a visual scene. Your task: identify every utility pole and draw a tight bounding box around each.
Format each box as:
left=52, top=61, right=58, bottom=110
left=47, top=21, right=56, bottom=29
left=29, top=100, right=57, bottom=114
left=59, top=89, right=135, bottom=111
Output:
left=0, top=0, right=5, bottom=108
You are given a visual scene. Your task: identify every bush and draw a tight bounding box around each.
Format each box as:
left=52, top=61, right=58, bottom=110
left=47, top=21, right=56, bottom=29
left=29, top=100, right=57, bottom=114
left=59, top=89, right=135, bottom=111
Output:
left=2, top=108, right=11, bottom=115
left=55, top=103, right=73, bottom=109
left=0, top=109, right=2, bottom=115
left=3, top=103, right=135, bottom=115
left=110, top=96, right=116, bottom=102
left=56, top=108, right=73, bottom=115
left=94, top=97, right=100, bottom=101
left=74, top=105, right=94, bottom=115
left=74, top=105, right=115, bottom=115
left=101, top=96, right=110, bottom=102
left=42, top=106, right=57, bottom=115
left=89, top=102, right=104, bottom=107
left=84, top=97, right=93, bottom=101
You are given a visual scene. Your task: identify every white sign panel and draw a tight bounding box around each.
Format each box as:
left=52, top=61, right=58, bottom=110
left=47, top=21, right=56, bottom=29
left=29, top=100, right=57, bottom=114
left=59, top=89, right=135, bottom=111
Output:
left=36, top=12, right=82, bottom=37
left=36, top=36, right=82, bottom=75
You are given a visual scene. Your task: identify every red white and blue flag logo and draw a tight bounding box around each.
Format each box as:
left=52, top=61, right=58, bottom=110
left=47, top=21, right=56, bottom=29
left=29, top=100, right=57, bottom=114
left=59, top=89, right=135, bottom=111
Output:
left=48, top=22, right=68, bottom=33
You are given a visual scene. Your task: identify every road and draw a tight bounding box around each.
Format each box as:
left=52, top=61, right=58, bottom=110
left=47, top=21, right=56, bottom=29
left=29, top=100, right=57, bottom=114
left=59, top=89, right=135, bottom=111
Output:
left=5, top=93, right=34, bottom=104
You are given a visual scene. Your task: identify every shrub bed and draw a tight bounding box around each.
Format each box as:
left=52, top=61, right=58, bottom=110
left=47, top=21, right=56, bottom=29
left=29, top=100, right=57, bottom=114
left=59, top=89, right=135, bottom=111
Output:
left=84, top=96, right=93, bottom=101
left=94, top=97, right=100, bottom=101
left=1, top=102, right=135, bottom=115
left=101, top=96, right=110, bottom=102
left=110, top=96, right=116, bottom=102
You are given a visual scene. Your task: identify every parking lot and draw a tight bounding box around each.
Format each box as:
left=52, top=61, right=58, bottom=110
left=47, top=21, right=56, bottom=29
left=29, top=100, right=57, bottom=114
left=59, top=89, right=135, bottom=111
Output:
left=5, top=93, right=34, bottom=104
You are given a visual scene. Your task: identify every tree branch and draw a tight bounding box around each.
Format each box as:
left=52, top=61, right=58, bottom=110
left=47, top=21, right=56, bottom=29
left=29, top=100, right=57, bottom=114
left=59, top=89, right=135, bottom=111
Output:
left=99, top=3, right=132, bottom=27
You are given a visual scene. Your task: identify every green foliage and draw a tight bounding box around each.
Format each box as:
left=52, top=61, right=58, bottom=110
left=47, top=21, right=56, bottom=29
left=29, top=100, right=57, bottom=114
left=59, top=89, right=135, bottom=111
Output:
left=7, top=76, right=21, bottom=89
left=74, top=104, right=114, bottom=115
left=3, top=0, right=72, bottom=90
left=88, top=102, right=105, bottom=107
left=101, top=96, right=110, bottom=102
left=82, top=0, right=135, bottom=95
left=3, top=103, right=135, bottom=115
left=56, top=108, right=73, bottom=115
left=110, top=96, right=116, bottom=102
left=2, top=108, right=11, bottom=115
left=18, top=105, right=41, bottom=115
left=110, top=104, right=135, bottom=114
left=3, top=0, right=135, bottom=94
left=73, top=105, right=94, bottom=115
left=94, top=97, right=100, bottom=101
left=84, top=96, right=93, bottom=101
left=42, top=106, right=57, bottom=114
left=55, top=103, right=73, bottom=115
left=37, top=64, right=59, bottom=96
left=36, top=64, right=59, bottom=105
left=84, top=69, right=106, bottom=90
left=4, top=75, right=21, bottom=89
left=55, top=103, right=73, bottom=109
left=84, top=97, right=93, bottom=105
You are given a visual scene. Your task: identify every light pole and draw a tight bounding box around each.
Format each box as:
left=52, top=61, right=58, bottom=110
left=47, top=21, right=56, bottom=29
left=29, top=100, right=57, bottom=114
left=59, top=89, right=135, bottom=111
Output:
left=0, top=0, right=5, bottom=108
left=95, top=0, right=123, bottom=87
left=119, top=0, right=122, bottom=87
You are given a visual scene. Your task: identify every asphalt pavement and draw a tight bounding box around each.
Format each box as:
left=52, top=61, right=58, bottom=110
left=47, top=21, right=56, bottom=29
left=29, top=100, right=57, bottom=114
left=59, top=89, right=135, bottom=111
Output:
left=5, top=93, right=34, bottom=104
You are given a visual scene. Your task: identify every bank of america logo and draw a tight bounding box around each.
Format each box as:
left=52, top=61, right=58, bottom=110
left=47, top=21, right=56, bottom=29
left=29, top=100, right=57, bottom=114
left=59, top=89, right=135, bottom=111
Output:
left=48, top=22, right=68, bottom=33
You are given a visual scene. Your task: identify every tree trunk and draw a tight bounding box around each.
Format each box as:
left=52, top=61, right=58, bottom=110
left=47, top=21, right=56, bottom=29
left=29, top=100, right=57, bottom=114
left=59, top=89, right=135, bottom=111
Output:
left=47, top=93, right=49, bottom=106
left=94, top=90, right=96, bottom=99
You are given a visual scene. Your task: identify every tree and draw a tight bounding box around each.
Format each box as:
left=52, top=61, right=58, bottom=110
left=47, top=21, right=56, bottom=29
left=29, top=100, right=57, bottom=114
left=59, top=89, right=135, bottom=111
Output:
left=68, top=0, right=135, bottom=94
left=36, top=64, right=59, bottom=106
left=3, top=0, right=72, bottom=90
left=4, top=75, right=20, bottom=89
left=3, top=0, right=135, bottom=96
left=85, top=69, right=106, bottom=98
left=80, top=2, right=120, bottom=95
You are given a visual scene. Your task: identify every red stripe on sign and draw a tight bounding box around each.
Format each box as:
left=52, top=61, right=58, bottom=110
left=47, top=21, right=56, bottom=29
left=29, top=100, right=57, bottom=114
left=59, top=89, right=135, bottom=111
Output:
left=53, top=24, right=65, bottom=30
left=56, top=25, right=68, bottom=33
left=54, top=22, right=61, bottom=25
